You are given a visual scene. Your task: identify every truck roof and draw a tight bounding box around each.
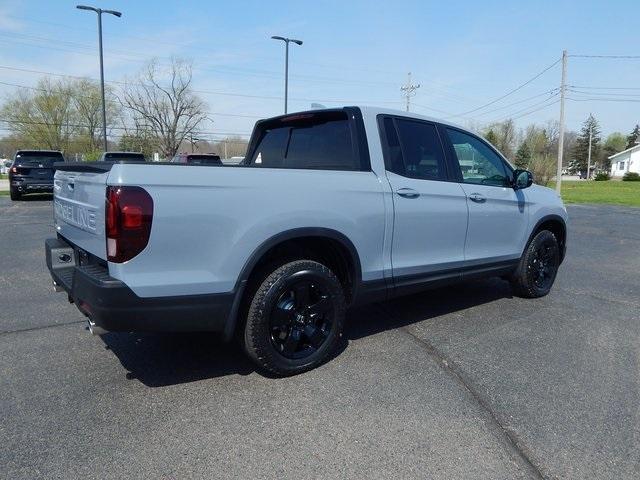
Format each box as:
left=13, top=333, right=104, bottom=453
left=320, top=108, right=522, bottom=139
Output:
left=260, top=105, right=467, bottom=132
left=356, top=105, right=466, bottom=130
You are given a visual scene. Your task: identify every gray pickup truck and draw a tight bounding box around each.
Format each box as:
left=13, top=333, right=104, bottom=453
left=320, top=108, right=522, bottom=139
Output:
left=46, top=106, right=567, bottom=375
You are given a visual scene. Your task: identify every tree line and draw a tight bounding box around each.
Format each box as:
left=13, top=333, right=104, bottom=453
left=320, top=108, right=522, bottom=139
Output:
left=482, top=116, right=638, bottom=183
left=0, top=57, right=248, bottom=161
left=1, top=57, right=636, bottom=178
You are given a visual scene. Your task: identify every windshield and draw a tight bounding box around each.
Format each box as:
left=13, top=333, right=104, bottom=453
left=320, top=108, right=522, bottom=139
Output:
left=14, top=152, right=64, bottom=167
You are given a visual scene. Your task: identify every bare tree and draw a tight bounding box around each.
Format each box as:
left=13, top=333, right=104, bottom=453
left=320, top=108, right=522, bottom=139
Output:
left=120, top=58, right=208, bottom=158
left=483, top=119, right=516, bottom=159
left=70, top=78, right=120, bottom=151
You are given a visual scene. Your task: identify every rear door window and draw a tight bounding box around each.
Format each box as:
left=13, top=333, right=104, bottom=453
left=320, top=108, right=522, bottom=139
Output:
left=248, top=111, right=359, bottom=170
left=381, top=118, right=448, bottom=181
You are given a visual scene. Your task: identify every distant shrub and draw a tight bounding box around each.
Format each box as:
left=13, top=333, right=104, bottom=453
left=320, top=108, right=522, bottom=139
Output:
left=622, top=172, right=640, bottom=181
left=594, top=172, right=610, bottom=181
left=528, top=155, right=556, bottom=186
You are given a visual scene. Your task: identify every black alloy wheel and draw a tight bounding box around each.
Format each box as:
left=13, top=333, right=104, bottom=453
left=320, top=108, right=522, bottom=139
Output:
left=270, top=280, right=334, bottom=359
left=511, top=230, right=560, bottom=298
left=243, top=260, right=346, bottom=376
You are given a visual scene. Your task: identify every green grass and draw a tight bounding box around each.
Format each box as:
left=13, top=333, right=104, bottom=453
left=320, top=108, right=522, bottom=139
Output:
left=0, top=174, right=8, bottom=179
left=0, top=190, right=9, bottom=196
left=551, top=180, right=640, bottom=207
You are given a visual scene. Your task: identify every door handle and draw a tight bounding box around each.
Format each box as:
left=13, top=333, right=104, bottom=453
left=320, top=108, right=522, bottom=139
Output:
left=468, top=193, right=486, bottom=203
left=396, top=188, right=420, bottom=199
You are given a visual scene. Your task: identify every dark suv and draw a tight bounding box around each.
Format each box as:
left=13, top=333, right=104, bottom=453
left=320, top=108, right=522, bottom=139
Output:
left=170, top=153, right=222, bottom=165
left=9, top=150, right=65, bottom=200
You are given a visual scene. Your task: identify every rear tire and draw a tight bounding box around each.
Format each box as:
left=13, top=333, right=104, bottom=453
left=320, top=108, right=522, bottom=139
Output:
left=10, top=187, right=21, bottom=201
left=243, top=260, right=345, bottom=376
left=510, top=230, right=560, bottom=298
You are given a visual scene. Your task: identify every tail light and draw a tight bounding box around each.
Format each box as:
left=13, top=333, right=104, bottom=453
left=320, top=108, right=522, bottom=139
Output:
left=11, top=166, right=18, bottom=173
left=105, top=186, right=153, bottom=263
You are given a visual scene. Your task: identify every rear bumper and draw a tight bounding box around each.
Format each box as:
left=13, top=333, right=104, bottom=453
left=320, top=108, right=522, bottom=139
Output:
left=45, top=237, right=235, bottom=333
left=11, top=176, right=53, bottom=192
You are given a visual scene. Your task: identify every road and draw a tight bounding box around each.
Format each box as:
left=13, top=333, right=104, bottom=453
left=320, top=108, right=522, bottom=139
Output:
left=1, top=196, right=639, bottom=479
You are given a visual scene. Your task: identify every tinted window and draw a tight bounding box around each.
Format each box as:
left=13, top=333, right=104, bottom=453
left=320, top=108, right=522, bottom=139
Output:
left=15, top=151, right=63, bottom=166
left=446, top=129, right=510, bottom=187
left=104, top=152, right=145, bottom=162
left=383, top=118, right=447, bottom=181
left=249, top=112, right=358, bottom=170
left=187, top=155, right=222, bottom=165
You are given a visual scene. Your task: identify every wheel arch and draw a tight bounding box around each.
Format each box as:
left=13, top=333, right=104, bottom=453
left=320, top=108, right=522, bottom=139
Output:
left=223, top=227, right=362, bottom=340
left=528, top=214, right=567, bottom=263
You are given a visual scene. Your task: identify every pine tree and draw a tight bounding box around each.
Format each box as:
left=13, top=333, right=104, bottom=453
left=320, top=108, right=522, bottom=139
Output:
left=570, top=114, right=601, bottom=175
left=626, top=124, right=640, bottom=149
left=484, top=129, right=499, bottom=146
left=514, top=142, right=532, bottom=168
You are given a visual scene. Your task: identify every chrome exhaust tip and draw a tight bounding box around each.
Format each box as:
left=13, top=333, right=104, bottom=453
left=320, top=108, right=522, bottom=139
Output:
left=87, top=319, right=107, bottom=336
left=53, top=280, right=64, bottom=293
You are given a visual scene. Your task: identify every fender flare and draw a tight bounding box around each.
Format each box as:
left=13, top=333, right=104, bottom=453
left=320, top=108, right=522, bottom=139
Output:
left=223, top=227, right=362, bottom=340
left=526, top=214, right=567, bottom=262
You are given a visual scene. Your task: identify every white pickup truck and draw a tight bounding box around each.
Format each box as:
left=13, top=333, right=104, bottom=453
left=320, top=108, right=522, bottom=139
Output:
left=46, top=106, right=567, bottom=375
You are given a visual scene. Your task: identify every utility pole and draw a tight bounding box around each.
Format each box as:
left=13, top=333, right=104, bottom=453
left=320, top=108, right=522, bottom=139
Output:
left=400, top=72, right=420, bottom=112
left=586, top=123, right=593, bottom=180
left=555, top=50, right=567, bottom=193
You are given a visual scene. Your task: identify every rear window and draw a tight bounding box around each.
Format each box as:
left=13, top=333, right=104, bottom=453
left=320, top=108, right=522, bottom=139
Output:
left=104, top=152, right=145, bottom=162
left=14, top=151, right=64, bottom=167
left=248, top=111, right=360, bottom=170
left=187, top=155, right=221, bottom=165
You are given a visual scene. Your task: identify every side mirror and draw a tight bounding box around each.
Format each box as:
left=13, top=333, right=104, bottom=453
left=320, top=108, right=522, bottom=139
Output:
left=513, top=169, right=533, bottom=189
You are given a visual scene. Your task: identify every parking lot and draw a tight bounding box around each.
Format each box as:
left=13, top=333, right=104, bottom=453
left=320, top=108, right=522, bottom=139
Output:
left=1, top=196, right=639, bottom=479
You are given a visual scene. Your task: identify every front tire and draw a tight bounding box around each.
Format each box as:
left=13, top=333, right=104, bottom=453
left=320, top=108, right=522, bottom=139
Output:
left=10, top=187, right=21, bottom=201
left=510, top=230, right=560, bottom=298
left=243, top=260, right=345, bottom=376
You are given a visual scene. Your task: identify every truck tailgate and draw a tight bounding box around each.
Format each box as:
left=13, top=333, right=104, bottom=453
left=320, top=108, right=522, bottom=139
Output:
left=53, top=169, right=109, bottom=260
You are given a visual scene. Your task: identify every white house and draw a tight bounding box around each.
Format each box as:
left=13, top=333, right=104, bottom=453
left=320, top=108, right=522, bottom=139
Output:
left=609, top=144, right=640, bottom=178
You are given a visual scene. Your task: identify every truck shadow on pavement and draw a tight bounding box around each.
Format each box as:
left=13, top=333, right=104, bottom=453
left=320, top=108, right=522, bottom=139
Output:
left=100, top=278, right=513, bottom=387
left=16, top=194, right=54, bottom=202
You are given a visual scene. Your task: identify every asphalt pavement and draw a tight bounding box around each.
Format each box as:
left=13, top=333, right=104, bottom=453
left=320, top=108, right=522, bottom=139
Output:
left=1, top=196, right=639, bottom=479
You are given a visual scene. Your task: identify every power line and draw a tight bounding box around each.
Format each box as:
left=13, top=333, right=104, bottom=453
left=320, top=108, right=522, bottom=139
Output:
left=567, top=97, right=640, bottom=103
left=448, top=58, right=561, bottom=118
left=489, top=96, right=560, bottom=124
left=0, top=117, right=252, bottom=136
left=568, top=88, right=640, bottom=97
left=0, top=65, right=407, bottom=106
left=569, top=54, right=640, bottom=59
left=570, top=85, right=640, bottom=90
left=469, top=89, right=560, bottom=117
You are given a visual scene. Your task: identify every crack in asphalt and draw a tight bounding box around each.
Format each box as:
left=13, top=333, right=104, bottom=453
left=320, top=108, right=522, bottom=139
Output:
left=374, top=302, right=546, bottom=480
left=0, top=320, right=85, bottom=337
left=557, top=286, right=640, bottom=309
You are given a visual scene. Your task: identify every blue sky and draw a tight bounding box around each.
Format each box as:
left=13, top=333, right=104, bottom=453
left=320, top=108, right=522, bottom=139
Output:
left=0, top=0, right=638, bottom=140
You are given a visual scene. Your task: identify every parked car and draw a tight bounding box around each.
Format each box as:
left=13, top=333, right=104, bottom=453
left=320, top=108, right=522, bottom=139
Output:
left=170, top=153, right=222, bottom=165
left=98, top=152, right=146, bottom=163
left=45, top=106, right=568, bottom=375
left=9, top=150, right=65, bottom=200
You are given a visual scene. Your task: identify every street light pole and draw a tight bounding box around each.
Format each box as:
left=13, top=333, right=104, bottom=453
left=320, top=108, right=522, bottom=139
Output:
left=76, top=5, right=122, bottom=152
left=586, top=123, right=593, bottom=180
left=271, top=36, right=303, bottom=114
